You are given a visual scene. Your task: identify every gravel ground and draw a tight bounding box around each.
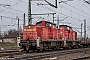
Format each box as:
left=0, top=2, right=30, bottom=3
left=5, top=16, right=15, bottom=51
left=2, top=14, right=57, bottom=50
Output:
left=41, top=51, right=90, bottom=60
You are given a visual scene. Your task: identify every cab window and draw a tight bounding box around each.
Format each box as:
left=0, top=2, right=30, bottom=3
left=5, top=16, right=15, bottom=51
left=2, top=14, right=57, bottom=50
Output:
left=37, top=23, right=42, bottom=26
left=46, top=23, right=50, bottom=27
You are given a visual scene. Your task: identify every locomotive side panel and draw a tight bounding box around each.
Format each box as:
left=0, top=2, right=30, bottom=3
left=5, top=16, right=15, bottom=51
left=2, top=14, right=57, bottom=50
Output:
left=23, top=26, right=37, bottom=40
left=64, top=30, right=69, bottom=40
left=37, top=27, right=42, bottom=39
left=41, top=27, right=48, bottom=40
left=75, top=32, right=77, bottom=40
left=69, top=28, right=73, bottom=40
left=53, top=29, right=57, bottom=40
left=73, top=31, right=76, bottom=40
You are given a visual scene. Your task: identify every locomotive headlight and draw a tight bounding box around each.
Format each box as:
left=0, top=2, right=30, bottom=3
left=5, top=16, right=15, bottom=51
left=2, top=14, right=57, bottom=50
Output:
left=29, top=26, right=30, bottom=28
left=60, top=32, right=62, bottom=34
left=37, top=36, right=40, bottom=39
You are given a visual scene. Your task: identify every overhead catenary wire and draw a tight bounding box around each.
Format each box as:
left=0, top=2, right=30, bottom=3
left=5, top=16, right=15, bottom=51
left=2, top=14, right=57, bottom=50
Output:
left=0, top=15, right=23, bottom=21
left=0, top=0, right=89, bottom=22
left=35, top=1, right=90, bottom=21
left=0, top=0, right=27, bottom=17
left=58, top=4, right=83, bottom=26
left=21, top=0, right=90, bottom=23
left=21, top=0, right=56, bottom=21
left=1, top=0, right=90, bottom=22
left=59, top=4, right=90, bottom=20
left=78, top=0, right=90, bottom=24
left=22, top=0, right=83, bottom=21
left=0, top=0, right=26, bottom=33
left=21, top=0, right=47, bottom=14
left=58, top=1, right=90, bottom=28
left=43, top=5, right=82, bottom=21
left=0, top=0, right=29, bottom=26
left=63, top=2, right=90, bottom=17
left=0, top=0, right=48, bottom=24
left=0, top=0, right=21, bottom=12
left=0, top=0, right=89, bottom=25
left=31, top=1, right=89, bottom=28
left=39, top=1, right=87, bottom=28
left=79, top=0, right=90, bottom=11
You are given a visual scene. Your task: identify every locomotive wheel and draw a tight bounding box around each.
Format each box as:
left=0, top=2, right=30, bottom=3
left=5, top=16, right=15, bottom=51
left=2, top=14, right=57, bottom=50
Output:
left=44, top=46, right=48, bottom=51
left=23, top=46, right=26, bottom=51
left=37, top=49, right=40, bottom=52
left=52, top=47, right=56, bottom=51
left=43, top=42, right=49, bottom=51
left=32, top=46, right=36, bottom=52
left=64, top=47, right=68, bottom=50
left=52, top=48, right=54, bottom=51
left=33, top=49, right=35, bottom=52
left=26, top=47, right=30, bottom=52
left=56, top=46, right=60, bottom=50
left=26, top=49, right=29, bottom=53
left=23, top=45, right=29, bottom=52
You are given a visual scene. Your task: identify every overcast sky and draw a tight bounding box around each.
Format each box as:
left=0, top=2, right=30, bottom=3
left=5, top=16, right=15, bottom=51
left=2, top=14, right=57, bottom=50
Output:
left=0, top=0, right=90, bottom=37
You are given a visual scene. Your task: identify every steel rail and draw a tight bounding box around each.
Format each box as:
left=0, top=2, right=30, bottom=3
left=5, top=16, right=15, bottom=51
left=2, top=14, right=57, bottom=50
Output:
left=13, top=48, right=90, bottom=60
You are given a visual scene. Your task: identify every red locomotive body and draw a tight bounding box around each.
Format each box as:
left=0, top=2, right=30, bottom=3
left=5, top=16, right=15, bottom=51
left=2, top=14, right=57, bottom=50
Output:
left=23, top=20, right=77, bottom=41
left=20, top=20, right=80, bottom=52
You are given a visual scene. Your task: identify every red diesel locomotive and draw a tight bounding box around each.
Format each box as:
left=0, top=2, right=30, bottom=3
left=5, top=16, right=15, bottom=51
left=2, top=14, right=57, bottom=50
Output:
left=20, top=20, right=80, bottom=52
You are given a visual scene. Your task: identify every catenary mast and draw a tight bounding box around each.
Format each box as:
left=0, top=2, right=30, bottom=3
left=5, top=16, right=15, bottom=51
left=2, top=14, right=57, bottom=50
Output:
left=28, top=0, right=32, bottom=24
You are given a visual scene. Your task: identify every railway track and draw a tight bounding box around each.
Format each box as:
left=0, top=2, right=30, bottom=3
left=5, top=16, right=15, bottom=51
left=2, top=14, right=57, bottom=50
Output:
left=12, top=48, right=90, bottom=60
left=0, top=47, right=21, bottom=57
left=73, top=56, right=90, bottom=60
left=0, top=48, right=90, bottom=60
left=0, top=50, right=21, bottom=57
